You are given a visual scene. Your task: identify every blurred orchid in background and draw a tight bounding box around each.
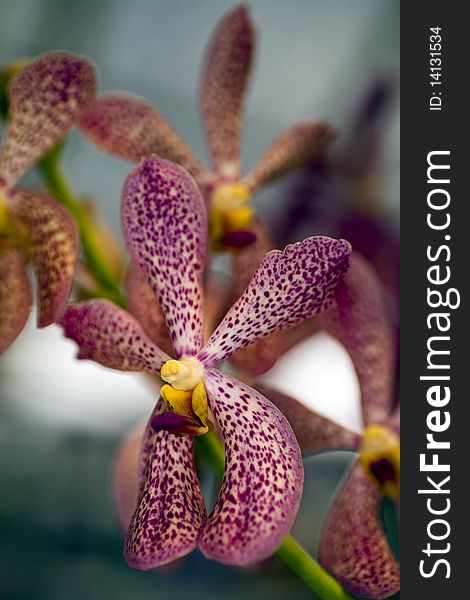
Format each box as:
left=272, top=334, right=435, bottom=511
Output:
left=79, top=6, right=331, bottom=249
left=0, top=52, right=96, bottom=355
left=60, top=155, right=351, bottom=569
left=257, top=254, right=400, bottom=598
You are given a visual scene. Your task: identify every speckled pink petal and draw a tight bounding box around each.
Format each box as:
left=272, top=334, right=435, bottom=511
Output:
left=200, top=5, right=255, bottom=178
left=255, top=384, right=360, bottom=454
left=228, top=219, right=284, bottom=375
left=198, top=236, right=351, bottom=368
left=60, top=300, right=170, bottom=372
left=124, top=401, right=207, bottom=569
left=200, top=370, right=303, bottom=565
left=320, top=253, right=394, bottom=425
left=122, top=156, right=207, bottom=358
left=0, top=52, right=96, bottom=189
left=243, top=122, right=332, bottom=191
left=320, top=462, right=400, bottom=599
left=125, top=262, right=174, bottom=356
left=10, top=190, right=78, bottom=327
left=80, top=94, right=209, bottom=182
left=112, top=423, right=146, bottom=531
left=0, top=248, right=32, bottom=355
left=229, top=226, right=322, bottom=374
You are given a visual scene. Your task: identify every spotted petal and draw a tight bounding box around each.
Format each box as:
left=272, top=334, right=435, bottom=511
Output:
left=228, top=219, right=284, bottom=375
left=122, top=156, right=207, bottom=358
left=60, top=300, right=170, bottom=372
left=80, top=94, right=209, bottom=182
left=320, top=462, right=400, bottom=599
left=10, top=190, right=78, bottom=327
left=0, top=52, right=96, bottom=190
left=255, top=384, right=360, bottom=454
left=200, top=370, right=303, bottom=565
left=124, top=401, right=206, bottom=569
left=243, top=122, right=332, bottom=192
left=125, top=262, right=173, bottom=356
left=200, top=5, right=255, bottom=178
left=321, top=253, right=394, bottom=425
left=198, top=236, right=351, bottom=368
left=0, top=248, right=32, bottom=355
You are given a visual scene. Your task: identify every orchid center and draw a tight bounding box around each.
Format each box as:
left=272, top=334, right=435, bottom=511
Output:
left=155, top=357, right=212, bottom=436
left=359, top=424, right=400, bottom=498
left=0, top=189, right=10, bottom=236
left=209, top=181, right=254, bottom=245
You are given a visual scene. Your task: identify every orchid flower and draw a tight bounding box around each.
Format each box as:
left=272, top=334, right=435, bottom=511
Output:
left=60, top=155, right=351, bottom=569
left=79, top=5, right=331, bottom=249
left=0, top=52, right=96, bottom=355
left=256, top=254, right=400, bottom=599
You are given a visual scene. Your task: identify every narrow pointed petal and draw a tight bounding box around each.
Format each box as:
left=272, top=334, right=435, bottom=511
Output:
left=0, top=52, right=96, bottom=189
left=112, top=423, right=146, bottom=531
left=243, top=122, right=332, bottom=191
left=0, top=248, right=32, bottom=355
left=200, top=5, right=255, bottom=178
left=124, top=402, right=207, bottom=569
left=200, top=370, right=303, bottom=565
left=198, top=236, right=351, bottom=368
left=80, top=94, right=209, bottom=182
left=320, top=462, right=400, bottom=599
left=255, top=384, right=360, bottom=454
left=321, top=253, right=394, bottom=425
left=122, top=156, right=207, bottom=358
left=228, top=219, right=283, bottom=375
left=10, top=190, right=78, bottom=326
left=227, top=222, right=319, bottom=376
left=125, top=262, right=173, bottom=356
left=60, top=300, right=170, bottom=372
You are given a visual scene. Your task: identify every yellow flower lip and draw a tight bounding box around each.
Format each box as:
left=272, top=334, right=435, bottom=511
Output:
left=211, top=181, right=251, bottom=212
left=209, top=181, right=254, bottom=242
left=0, top=187, right=9, bottom=231
left=160, top=356, right=204, bottom=391
left=359, top=424, right=400, bottom=498
left=159, top=358, right=211, bottom=436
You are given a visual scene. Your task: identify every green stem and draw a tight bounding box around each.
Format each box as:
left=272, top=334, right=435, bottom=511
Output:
left=195, top=433, right=354, bottom=600
left=37, top=152, right=126, bottom=307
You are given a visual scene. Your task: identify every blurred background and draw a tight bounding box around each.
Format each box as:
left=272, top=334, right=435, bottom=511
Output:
left=0, top=1, right=399, bottom=598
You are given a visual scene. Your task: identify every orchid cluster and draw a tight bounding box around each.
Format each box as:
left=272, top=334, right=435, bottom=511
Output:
left=0, top=5, right=399, bottom=600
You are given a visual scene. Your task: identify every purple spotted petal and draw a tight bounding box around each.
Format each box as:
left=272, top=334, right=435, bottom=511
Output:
left=255, top=384, right=361, bottom=454
left=124, top=401, right=207, bottom=569
left=60, top=300, right=170, bottom=372
left=80, top=94, right=209, bottom=182
left=228, top=219, right=284, bottom=376
left=200, top=5, right=255, bottom=178
left=198, top=236, right=351, bottom=368
left=244, top=122, right=332, bottom=191
left=122, top=156, right=207, bottom=358
left=10, top=190, right=79, bottom=327
left=0, top=248, right=32, bottom=355
left=200, top=370, right=303, bottom=565
left=125, top=262, right=174, bottom=356
left=112, top=423, right=146, bottom=531
left=0, top=52, right=96, bottom=190
left=320, top=462, right=400, bottom=598
left=320, top=253, right=394, bottom=425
